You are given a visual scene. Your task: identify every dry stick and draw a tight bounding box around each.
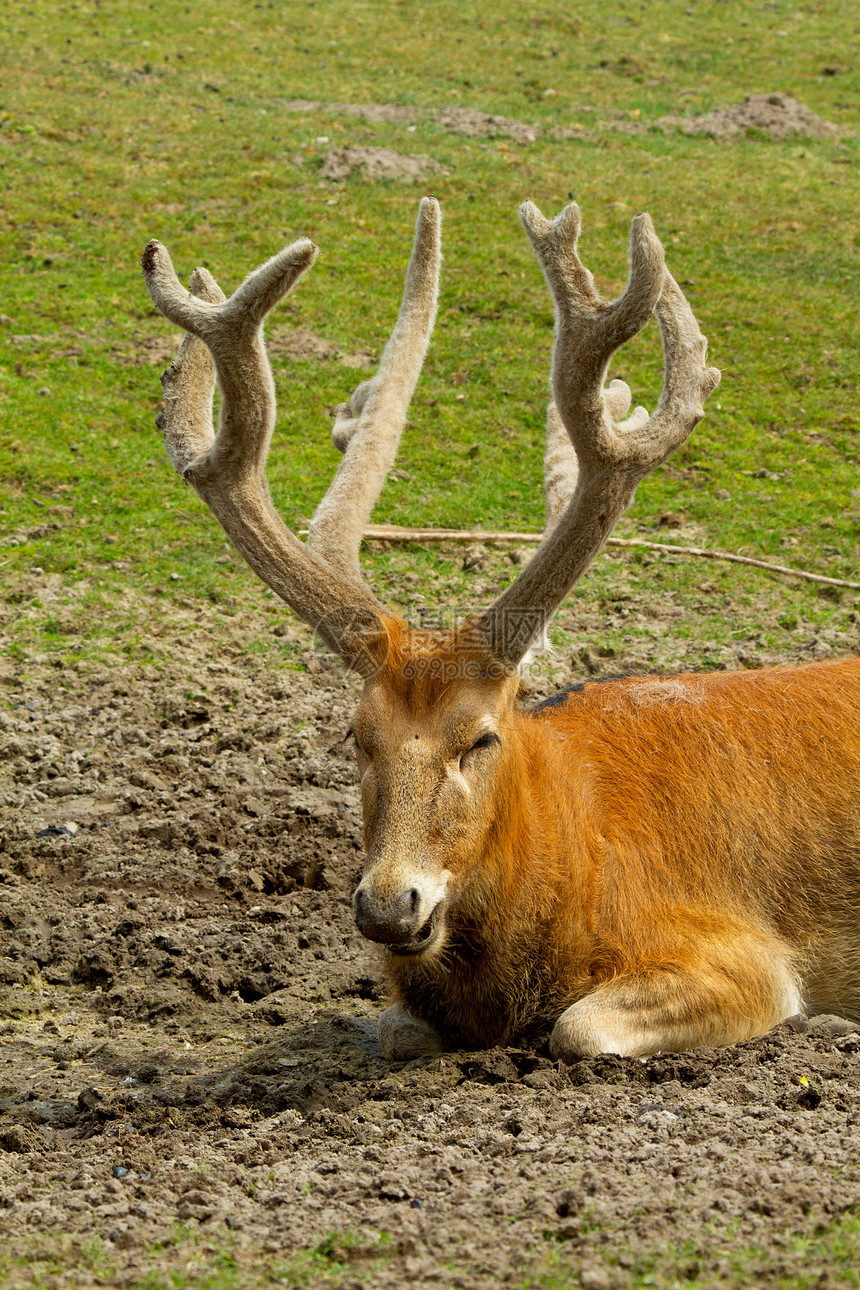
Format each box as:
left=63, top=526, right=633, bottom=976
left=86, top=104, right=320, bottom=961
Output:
left=351, top=524, right=860, bottom=593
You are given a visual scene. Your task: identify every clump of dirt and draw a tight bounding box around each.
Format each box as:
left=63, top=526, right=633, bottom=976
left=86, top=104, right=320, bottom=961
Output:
left=279, top=98, right=539, bottom=144
left=268, top=329, right=375, bottom=369
left=319, top=146, right=447, bottom=182
left=434, top=105, right=539, bottom=143
left=660, top=92, right=842, bottom=141
left=281, top=99, right=420, bottom=125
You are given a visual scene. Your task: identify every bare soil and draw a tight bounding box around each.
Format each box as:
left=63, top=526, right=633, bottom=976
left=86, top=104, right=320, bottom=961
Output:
left=271, top=93, right=845, bottom=146
left=433, top=107, right=538, bottom=144
left=658, top=92, right=842, bottom=141
left=318, top=147, right=447, bottom=183
left=1, top=592, right=859, bottom=1288
left=281, top=100, right=539, bottom=144
left=268, top=330, right=375, bottom=370
left=281, top=100, right=421, bottom=126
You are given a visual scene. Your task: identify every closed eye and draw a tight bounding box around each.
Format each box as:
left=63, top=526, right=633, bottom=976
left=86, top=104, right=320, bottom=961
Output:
left=458, top=731, right=500, bottom=774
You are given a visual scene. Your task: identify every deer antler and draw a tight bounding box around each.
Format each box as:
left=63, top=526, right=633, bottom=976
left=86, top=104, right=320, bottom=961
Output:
left=141, top=199, right=441, bottom=667
left=309, top=198, right=441, bottom=574
left=475, top=201, right=721, bottom=666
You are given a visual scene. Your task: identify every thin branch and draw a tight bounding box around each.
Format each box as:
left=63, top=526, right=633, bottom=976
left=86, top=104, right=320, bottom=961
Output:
left=327, top=525, right=860, bottom=592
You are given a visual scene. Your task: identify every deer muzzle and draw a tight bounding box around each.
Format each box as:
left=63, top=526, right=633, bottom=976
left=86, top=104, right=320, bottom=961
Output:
left=353, top=867, right=450, bottom=955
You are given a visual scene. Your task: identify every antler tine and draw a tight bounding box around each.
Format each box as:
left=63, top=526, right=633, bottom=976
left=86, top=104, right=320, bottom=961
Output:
left=543, top=379, right=650, bottom=533
left=648, top=270, right=722, bottom=462
left=308, top=197, right=442, bottom=573
left=143, top=238, right=317, bottom=476
left=142, top=238, right=385, bottom=667
left=156, top=267, right=225, bottom=476
left=475, top=201, right=720, bottom=668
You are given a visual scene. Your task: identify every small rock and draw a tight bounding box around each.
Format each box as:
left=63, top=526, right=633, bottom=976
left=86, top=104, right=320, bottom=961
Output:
left=0, top=1126, right=31, bottom=1154
left=76, top=1087, right=102, bottom=1112
left=807, top=1014, right=860, bottom=1038
left=580, top=1266, right=612, bottom=1290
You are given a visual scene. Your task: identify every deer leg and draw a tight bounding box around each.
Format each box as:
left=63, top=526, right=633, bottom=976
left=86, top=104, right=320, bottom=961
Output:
left=377, top=1004, right=444, bottom=1061
left=550, top=928, right=803, bottom=1060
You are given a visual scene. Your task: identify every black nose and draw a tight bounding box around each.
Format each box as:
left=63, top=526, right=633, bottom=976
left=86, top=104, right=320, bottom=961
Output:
left=354, top=886, right=422, bottom=945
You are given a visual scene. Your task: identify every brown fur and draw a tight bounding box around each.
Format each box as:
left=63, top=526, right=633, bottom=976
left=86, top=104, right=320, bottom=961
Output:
left=354, top=629, right=860, bottom=1056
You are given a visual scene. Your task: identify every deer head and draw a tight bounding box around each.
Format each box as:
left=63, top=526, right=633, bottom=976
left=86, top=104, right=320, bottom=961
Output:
left=142, top=199, right=719, bottom=962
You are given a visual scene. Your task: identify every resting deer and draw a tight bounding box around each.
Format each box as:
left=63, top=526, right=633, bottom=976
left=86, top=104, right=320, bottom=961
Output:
left=142, top=199, right=860, bottom=1061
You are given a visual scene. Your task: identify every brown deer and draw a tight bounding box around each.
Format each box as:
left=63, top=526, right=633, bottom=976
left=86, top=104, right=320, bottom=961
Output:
left=142, top=199, right=860, bottom=1061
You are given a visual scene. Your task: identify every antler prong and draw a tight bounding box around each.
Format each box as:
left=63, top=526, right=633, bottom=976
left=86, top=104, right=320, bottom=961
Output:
left=476, top=200, right=720, bottom=665
left=156, top=267, right=226, bottom=476
left=308, top=196, right=442, bottom=573
left=144, top=198, right=716, bottom=676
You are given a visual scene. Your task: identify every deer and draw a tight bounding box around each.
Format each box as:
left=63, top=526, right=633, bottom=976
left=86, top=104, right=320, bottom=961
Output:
left=141, top=198, right=860, bottom=1062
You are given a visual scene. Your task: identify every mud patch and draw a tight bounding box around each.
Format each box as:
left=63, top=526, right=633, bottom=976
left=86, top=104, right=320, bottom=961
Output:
left=1, top=590, right=859, bottom=1286
left=659, top=92, right=843, bottom=141
left=281, top=98, right=420, bottom=125
left=279, top=98, right=539, bottom=144
left=268, top=329, right=375, bottom=369
left=434, top=105, right=538, bottom=143
left=319, top=146, right=447, bottom=182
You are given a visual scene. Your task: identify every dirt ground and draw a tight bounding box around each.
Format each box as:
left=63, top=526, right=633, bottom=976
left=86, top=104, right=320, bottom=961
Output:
left=318, top=147, right=446, bottom=183
left=1, top=589, right=859, bottom=1288
left=278, top=93, right=844, bottom=147
left=658, top=92, right=843, bottom=142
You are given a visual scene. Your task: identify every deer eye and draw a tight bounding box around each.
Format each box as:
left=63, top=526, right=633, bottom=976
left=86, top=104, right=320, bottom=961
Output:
left=459, top=732, right=500, bottom=770
left=347, top=729, right=372, bottom=761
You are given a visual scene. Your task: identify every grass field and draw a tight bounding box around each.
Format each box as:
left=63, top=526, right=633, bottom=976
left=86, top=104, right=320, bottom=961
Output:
left=1, top=2, right=859, bottom=1287
left=1, top=0, right=858, bottom=666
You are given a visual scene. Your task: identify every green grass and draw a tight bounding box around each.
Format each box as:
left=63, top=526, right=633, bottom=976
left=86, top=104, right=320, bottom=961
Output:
left=1, top=0, right=858, bottom=669
left=5, top=1212, right=859, bottom=1290
left=0, top=1227, right=394, bottom=1290
left=526, top=1207, right=860, bottom=1288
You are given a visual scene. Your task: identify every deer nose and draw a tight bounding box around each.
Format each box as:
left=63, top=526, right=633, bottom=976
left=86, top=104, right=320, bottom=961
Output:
left=354, top=884, right=422, bottom=945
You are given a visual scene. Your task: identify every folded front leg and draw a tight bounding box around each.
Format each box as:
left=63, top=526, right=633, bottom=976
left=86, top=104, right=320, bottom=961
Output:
left=551, top=926, right=803, bottom=1060
left=377, top=1004, right=444, bottom=1061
